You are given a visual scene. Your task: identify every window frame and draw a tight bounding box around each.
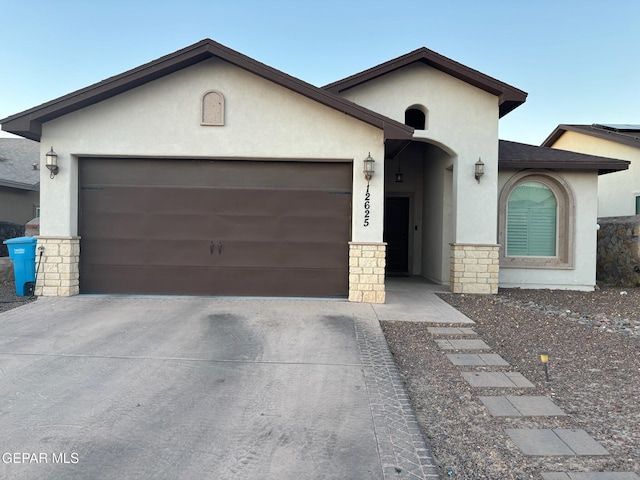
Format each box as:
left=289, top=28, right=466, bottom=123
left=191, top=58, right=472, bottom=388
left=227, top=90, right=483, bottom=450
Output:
left=498, top=171, right=575, bottom=270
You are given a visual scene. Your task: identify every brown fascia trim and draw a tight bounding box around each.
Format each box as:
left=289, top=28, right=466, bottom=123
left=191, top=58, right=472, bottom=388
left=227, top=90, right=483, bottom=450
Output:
left=499, top=140, right=629, bottom=175
left=542, top=124, right=640, bottom=150
left=323, top=47, right=528, bottom=118
left=1, top=39, right=413, bottom=142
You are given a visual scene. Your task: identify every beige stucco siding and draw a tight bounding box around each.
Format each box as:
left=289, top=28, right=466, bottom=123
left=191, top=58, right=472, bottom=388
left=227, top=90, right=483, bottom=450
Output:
left=498, top=170, right=598, bottom=290
left=335, top=62, right=500, bottom=245
left=39, top=58, right=385, bottom=241
left=552, top=131, right=640, bottom=217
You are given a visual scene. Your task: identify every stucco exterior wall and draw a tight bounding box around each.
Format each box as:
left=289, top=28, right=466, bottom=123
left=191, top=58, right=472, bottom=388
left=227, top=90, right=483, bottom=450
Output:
left=551, top=131, right=640, bottom=217
left=39, top=58, right=385, bottom=243
left=498, top=169, right=599, bottom=290
left=334, top=62, right=500, bottom=245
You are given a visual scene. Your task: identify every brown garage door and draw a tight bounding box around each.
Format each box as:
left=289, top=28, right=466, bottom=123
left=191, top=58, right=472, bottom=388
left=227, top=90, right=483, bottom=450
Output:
left=79, top=158, right=352, bottom=297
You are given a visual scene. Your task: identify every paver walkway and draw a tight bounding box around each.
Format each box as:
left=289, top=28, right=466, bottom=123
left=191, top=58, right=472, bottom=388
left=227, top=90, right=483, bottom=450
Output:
left=383, top=277, right=639, bottom=480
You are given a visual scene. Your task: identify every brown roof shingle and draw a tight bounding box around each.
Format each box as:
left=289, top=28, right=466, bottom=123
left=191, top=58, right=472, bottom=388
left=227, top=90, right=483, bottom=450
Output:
left=499, top=140, right=629, bottom=175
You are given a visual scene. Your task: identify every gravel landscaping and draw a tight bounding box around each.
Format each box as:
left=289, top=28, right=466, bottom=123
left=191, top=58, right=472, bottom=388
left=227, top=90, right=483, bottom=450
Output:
left=382, top=287, right=640, bottom=479
left=0, top=280, right=36, bottom=314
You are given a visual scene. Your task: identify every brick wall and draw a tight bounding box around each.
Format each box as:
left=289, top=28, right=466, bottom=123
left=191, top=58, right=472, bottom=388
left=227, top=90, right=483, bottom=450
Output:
left=450, top=243, right=499, bottom=294
left=348, top=242, right=386, bottom=303
left=35, top=237, right=80, bottom=297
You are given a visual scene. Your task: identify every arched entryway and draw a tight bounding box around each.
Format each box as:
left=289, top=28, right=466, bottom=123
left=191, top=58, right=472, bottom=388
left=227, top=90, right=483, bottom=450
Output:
left=384, top=140, right=455, bottom=285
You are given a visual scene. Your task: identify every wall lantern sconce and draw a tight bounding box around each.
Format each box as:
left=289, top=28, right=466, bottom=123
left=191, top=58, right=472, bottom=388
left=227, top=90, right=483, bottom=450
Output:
left=395, top=157, right=404, bottom=183
left=474, top=158, right=484, bottom=183
left=45, top=147, right=59, bottom=179
left=538, top=350, right=550, bottom=382
left=363, top=153, right=375, bottom=182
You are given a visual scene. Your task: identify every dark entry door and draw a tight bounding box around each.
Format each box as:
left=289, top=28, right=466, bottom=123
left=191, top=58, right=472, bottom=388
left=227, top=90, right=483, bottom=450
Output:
left=79, top=158, right=352, bottom=297
left=384, top=197, right=410, bottom=275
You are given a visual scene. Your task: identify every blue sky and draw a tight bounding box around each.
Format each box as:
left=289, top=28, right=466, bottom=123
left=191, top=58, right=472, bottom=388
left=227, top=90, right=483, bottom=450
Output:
left=1, top=0, right=638, bottom=144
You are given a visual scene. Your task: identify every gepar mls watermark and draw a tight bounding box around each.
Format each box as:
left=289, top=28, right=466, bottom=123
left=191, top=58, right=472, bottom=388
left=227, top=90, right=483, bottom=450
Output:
left=2, top=452, right=79, bottom=464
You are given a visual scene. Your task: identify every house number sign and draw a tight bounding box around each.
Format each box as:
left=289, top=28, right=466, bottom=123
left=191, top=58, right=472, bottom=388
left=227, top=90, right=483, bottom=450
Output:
left=363, top=184, right=371, bottom=227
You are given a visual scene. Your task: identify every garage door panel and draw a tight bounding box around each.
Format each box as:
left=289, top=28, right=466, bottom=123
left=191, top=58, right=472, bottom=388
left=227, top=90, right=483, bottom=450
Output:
left=81, top=265, right=348, bottom=297
left=81, top=158, right=352, bottom=191
left=81, top=239, right=347, bottom=270
left=79, top=158, right=352, bottom=296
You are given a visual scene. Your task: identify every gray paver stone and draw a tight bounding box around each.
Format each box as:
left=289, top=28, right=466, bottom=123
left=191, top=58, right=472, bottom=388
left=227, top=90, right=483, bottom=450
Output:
left=462, top=372, right=534, bottom=388
left=480, top=396, right=566, bottom=416
left=554, top=429, right=609, bottom=456
left=435, top=339, right=491, bottom=350
left=427, top=327, right=477, bottom=336
left=447, top=353, right=509, bottom=366
left=507, top=429, right=609, bottom=456
left=506, top=429, right=575, bottom=455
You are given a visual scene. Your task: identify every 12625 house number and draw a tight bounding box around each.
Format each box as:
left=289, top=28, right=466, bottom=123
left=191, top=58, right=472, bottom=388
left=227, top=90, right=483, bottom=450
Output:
left=363, top=184, right=371, bottom=227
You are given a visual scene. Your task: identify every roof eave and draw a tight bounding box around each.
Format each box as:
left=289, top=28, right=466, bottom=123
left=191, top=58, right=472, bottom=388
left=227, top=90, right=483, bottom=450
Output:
left=324, top=47, right=528, bottom=118
left=2, top=39, right=412, bottom=141
left=498, top=159, right=630, bottom=175
left=0, top=179, right=40, bottom=190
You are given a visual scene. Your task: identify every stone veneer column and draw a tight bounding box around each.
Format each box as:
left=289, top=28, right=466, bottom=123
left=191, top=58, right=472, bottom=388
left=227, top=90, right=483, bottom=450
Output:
left=450, top=243, right=499, bottom=294
left=34, top=236, right=80, bottom=297
left=349, top=242, right=386, bottom=304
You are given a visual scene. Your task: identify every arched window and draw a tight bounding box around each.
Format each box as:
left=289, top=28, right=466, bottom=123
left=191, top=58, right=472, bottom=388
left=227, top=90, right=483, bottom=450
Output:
left=507, top=182, right=557, bottom=256
left=499, top=171, right=575, bottom=269
left=404, top=107, right=427, bottom=130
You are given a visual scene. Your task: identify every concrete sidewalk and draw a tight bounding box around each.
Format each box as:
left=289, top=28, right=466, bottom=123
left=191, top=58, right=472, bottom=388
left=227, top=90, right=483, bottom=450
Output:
left=0, top=295, right=439, bottom=479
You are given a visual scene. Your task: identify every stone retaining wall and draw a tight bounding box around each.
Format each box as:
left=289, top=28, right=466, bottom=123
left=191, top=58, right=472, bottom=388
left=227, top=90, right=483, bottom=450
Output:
left=597, top=215, right=640, bottom=286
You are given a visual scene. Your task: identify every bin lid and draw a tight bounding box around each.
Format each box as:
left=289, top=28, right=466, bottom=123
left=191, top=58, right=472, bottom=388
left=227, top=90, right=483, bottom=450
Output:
left=2, top=236, right=38, bottom=245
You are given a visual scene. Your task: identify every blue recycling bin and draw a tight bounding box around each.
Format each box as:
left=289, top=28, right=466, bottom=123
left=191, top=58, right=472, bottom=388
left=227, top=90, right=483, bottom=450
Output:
left=3, top=236, right=38, bottom=296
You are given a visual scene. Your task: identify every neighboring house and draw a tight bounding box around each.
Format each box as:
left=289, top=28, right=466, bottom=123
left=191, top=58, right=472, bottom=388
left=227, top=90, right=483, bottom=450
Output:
left=0, top=138, right=40, bottom=224
left=0, top=39, right=628, bottom=299
left=542, top=124, right=640, bottom=218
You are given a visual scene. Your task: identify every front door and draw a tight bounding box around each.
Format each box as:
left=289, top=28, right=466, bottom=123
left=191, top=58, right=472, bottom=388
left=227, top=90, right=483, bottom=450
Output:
left=384, top=196, right=410, bottom=275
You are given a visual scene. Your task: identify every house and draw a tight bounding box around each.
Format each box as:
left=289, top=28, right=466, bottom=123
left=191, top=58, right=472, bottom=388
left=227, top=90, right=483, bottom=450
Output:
left=542, top=124, right=640, bottom=218
left=0, top=138, right=40, bottom=224
left=0, top=138, right=40, bottom=255
left=0, top=39, right=628, bottom=299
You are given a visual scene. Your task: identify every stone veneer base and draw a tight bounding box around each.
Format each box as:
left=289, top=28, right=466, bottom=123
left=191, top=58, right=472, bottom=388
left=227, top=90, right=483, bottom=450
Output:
left=450, top=243, right=499, bottom=295
left=35, top=236, right=80, bottom=297
left=349, top=242, right=386, bottom=304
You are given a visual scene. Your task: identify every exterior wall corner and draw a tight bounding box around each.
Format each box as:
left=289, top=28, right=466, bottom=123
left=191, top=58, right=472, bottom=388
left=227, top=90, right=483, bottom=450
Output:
left=35, top=236, right=80, bottom=297
left=449, top=243, right=499, bottom=294
left=349, top=242, right=386, bottom=303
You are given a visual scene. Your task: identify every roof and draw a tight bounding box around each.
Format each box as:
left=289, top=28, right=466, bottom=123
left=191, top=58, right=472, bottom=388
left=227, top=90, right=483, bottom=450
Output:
left=0, top=138, right=40, bottom=190
left=323, top=47, right=528, bottom=118
left=499, top=139, right=630, bottom=175
left=0, top=39, right=413, bottom=142
left=542, top=124, right=640, bottom=150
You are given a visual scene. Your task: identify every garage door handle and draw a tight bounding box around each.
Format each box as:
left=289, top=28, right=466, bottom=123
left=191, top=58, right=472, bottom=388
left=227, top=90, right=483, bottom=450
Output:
left=218, top=241, right=223, bottom=256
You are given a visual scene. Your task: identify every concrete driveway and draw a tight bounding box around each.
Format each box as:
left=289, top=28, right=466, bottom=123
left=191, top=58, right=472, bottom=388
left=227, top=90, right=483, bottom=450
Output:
left=0, top=296, right=438, bottom=479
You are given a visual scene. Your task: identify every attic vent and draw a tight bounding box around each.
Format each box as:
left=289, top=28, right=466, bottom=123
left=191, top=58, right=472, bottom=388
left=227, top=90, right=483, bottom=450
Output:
left=201, top=90, right=225, bottom=126
left=405, top=106, right=428, bottom=130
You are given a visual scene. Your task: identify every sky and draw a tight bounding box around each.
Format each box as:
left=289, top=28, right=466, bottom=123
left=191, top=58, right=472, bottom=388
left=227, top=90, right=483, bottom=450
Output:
left=1, top=0, right=638, bottom=145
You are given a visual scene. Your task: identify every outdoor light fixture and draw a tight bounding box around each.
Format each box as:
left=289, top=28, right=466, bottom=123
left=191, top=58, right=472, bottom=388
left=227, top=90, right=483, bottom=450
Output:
left=539, top=350, right=550, bottom=382
left=363, top=153, right=375, bottom=182
left=395, top=157, right=404, bottom=183
left=474, top=157, right=484, bottom=182
left=45, top=147, right=59, bottom=179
